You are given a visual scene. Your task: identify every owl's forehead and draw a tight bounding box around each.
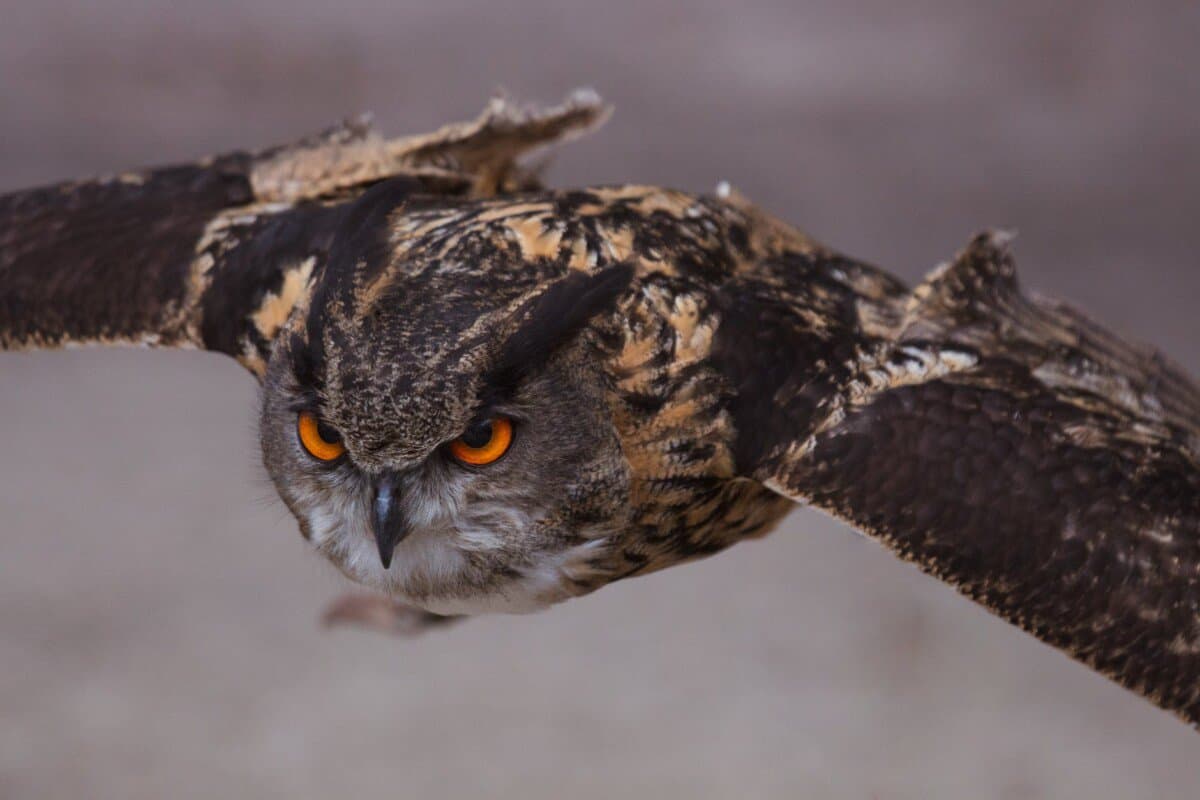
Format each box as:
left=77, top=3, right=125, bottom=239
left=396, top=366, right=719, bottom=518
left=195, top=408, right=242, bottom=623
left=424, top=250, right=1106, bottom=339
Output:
left=300, top=277, right=540, bottom=466
left=282, top=196, right=574, bottom=464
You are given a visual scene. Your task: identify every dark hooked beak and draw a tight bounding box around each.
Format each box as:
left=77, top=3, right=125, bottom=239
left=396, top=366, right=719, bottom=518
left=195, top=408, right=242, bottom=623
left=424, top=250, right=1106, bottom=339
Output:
left=371, top=473, right=410, bottom=569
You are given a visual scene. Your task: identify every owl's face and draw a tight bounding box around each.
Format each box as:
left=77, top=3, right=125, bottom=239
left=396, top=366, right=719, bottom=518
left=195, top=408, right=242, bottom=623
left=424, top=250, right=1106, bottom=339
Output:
left=258, top=253, right=635, bottom=615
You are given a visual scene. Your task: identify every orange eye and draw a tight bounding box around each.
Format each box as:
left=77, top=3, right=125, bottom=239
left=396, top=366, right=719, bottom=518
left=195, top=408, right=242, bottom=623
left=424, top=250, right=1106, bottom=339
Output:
left=297, top=411, right=346, bottom=462
left=448, top=417, right=514, bottom=466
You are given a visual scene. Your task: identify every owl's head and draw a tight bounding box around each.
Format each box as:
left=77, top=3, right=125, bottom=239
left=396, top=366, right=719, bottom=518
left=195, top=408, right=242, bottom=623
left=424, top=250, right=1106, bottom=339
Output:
left=257, top=194, right=636, bottom=614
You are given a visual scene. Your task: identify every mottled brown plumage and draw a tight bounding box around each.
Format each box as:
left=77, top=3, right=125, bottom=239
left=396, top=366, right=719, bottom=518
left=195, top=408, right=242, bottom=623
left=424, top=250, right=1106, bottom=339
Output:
left=1, top=92, right=1197, bottom=727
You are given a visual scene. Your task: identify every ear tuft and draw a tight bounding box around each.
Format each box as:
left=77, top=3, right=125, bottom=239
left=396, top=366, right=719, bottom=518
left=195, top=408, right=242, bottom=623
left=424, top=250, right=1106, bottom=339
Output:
left=483, top=264, right=635, bottom=400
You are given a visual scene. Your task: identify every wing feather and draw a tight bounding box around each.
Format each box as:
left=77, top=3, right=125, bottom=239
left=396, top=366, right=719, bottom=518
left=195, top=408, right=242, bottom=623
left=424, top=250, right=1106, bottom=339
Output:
left=725, top=232, right=1200, bottom=726
left=0, top=92, right=607, bottom=374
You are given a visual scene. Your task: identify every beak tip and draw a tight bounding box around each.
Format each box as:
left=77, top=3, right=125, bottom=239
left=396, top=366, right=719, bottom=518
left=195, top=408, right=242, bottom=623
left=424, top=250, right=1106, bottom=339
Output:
left=371, top=473, right=408, bottom=572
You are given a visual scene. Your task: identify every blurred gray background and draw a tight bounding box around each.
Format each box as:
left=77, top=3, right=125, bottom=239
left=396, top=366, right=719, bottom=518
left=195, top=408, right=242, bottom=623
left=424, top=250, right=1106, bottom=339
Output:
left=2, top=1, right=1199, bottom=798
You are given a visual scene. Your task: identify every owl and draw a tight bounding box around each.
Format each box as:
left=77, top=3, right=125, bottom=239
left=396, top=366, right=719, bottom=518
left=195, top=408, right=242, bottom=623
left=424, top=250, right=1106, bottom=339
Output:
left=2, top=92, right=1198, bottom=727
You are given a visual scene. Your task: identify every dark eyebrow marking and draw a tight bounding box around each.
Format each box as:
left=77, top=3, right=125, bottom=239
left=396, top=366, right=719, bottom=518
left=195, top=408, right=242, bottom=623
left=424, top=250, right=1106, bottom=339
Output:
left=288, top=331, right=318, bottom=384
left=480, top=263, right=635, bottom=404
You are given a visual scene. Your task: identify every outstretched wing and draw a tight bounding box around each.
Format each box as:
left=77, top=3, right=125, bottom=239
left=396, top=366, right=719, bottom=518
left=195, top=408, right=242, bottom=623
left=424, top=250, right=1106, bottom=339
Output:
left=719, top=232, right=1200, bottom=726
left=0, top=91, right=607, bottom=375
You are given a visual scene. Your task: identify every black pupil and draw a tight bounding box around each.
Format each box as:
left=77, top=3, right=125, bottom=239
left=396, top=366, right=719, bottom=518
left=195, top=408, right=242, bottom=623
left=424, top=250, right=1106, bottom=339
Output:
left=315, top=420, right=342, bottom=444
left=460, top=420, right=493, bottom=449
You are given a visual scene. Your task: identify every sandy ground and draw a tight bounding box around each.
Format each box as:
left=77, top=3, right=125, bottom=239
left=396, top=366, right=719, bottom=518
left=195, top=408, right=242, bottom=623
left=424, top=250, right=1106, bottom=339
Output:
left=2, top=2, right=1199, bottom=797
